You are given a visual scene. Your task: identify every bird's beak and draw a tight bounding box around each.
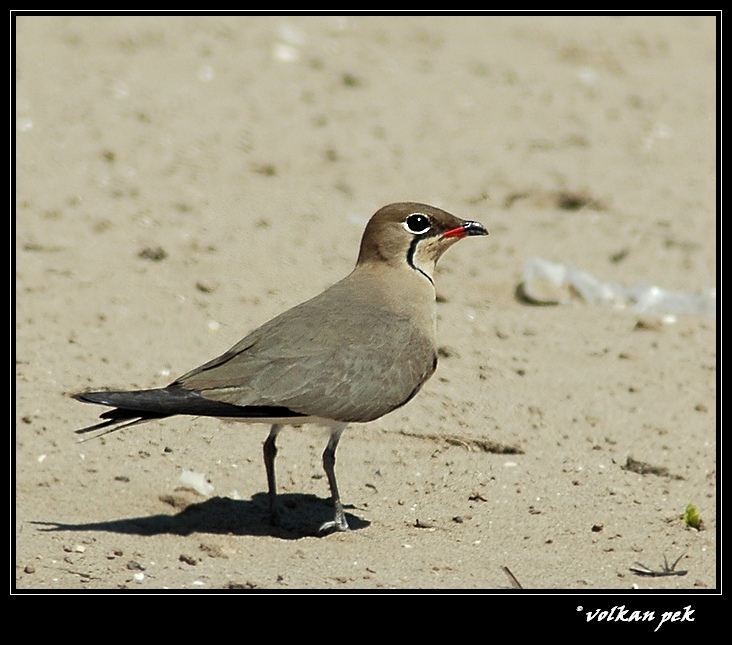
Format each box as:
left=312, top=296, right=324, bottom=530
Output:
left=442, top=221, right=489, bottom=239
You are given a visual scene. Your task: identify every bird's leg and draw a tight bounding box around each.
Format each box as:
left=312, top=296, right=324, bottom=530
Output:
left=263, top=424, right=282, bottom=526
left=318, top=423, right=350, bottom=533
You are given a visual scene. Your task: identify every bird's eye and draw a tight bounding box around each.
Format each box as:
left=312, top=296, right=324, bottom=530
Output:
left=404, top=213, right=431, bottom=235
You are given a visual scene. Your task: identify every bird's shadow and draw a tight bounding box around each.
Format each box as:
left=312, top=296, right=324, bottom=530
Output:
left=32, top=493, right=369, bottom=540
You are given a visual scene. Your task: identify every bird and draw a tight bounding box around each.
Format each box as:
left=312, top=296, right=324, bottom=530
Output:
left=74, top=202, right=488, bottom=534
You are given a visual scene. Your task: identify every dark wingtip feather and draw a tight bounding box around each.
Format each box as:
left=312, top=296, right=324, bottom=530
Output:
left=74, top=386, right=308, bottom=420
left=73, top=389, right=171, bottom=438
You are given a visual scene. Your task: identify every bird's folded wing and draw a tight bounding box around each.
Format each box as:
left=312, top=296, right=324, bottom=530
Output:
left=175, top=305, right=436, bottom=423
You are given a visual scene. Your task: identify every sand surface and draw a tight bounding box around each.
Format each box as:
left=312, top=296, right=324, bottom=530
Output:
left=15, top=15, right=716, bottom=591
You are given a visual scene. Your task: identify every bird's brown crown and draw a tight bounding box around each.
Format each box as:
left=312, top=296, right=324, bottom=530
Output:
left=356, top=202, right=487, bottom=274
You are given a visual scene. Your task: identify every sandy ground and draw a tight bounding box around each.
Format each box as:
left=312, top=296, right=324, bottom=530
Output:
left=15, top=15, right=717, bottom=594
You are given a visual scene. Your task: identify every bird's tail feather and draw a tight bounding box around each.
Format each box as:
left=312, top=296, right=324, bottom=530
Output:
left=75, top=414, right=163, bottom=441
left=72, top=386, right=307, bottom=439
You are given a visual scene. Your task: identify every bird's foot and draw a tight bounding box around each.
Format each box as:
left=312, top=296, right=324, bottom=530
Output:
left=317, top=517, right=350, bottom=534
left=317, top=504, right=350, bottom=534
